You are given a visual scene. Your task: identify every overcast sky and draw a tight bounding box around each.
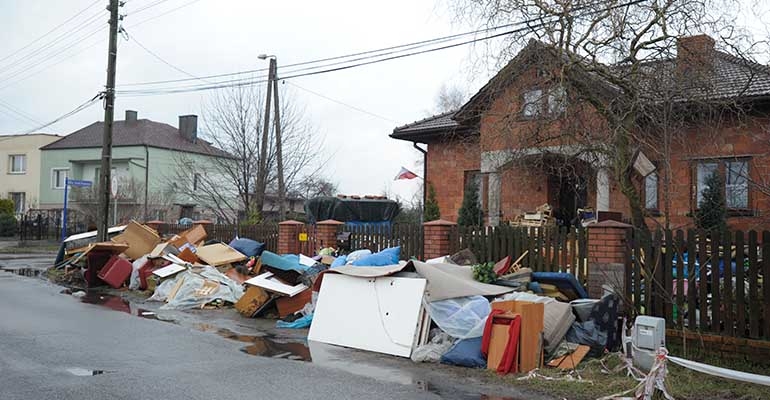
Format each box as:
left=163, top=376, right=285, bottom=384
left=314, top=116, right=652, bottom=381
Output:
left=1, top=0, right=769, bottom=205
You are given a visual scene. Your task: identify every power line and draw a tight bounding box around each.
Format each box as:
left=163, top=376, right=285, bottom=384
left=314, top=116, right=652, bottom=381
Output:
left=130, top=0, right=174, bottom=15
left=127, top=32, right=211, bottom=83
left=21, top=94, right=103, bottom=135
left=285, top=81, right=397, bottom=123
left=127, top=0, right=203, bottom=28
left=0, top=100, right=43, bottom=125
left=0, top=0, right=101, bottom=65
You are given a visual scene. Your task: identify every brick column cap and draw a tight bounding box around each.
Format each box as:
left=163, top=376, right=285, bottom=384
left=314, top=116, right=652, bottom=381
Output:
left=423, top=219, right=457, bottom=226
left=316, top=219, right=345, bottom=225
left=279, top=220, right=304, bottom=225
left=589, top=220, right=632, bottom=229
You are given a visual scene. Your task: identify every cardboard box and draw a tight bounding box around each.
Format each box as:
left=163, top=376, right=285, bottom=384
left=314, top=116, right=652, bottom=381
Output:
left=111, top=221, right=161, bottom=260
left=235, top=286, right=271, bottom=317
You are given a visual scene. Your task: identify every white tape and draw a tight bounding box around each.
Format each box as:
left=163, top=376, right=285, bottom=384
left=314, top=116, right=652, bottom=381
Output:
left=668, top=355, right=770, bottom=387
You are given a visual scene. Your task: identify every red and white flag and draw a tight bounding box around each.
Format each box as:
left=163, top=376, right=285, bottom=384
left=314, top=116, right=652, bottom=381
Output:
left=394, top=166, right=418, bottom=180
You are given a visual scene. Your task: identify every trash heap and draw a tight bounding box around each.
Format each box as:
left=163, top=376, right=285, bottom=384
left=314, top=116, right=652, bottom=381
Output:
left=51, top=221, right=619, bottom=375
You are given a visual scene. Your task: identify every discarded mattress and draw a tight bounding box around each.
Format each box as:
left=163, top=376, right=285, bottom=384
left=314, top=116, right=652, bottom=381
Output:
left=308, top=273, right=427, bottom=357
left=531, top=272, right=588, bottom=300
left=260, top=251, right=311, bottom=273
left=410, top=260, right=514, bottom=301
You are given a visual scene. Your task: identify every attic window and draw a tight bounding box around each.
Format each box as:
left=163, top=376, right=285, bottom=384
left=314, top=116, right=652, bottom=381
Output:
left=522, top=89, right=544, bottom=117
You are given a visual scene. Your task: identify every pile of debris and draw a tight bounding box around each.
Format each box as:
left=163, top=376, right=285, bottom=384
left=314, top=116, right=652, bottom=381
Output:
left=50, top=220, right=620, bottom=375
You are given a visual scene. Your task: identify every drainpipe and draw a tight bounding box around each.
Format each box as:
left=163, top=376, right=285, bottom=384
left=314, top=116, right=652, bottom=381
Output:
left=144, top=145, right=149, bottom=222
left=413, top=142, right=427, bottom=222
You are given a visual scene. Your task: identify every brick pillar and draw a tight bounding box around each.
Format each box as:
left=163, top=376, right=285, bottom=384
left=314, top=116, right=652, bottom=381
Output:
left=278, top=220, right=303, bottom=255
left=316, top=219, right=344, bottom=250
left=587, top=220, right=632, bottom=299
left=423, top=219, right=457, bottom=261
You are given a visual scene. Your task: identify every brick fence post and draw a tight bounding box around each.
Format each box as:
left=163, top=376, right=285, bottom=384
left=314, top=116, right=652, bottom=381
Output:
left=316, top=219, right=344, bottom=250
left=587, top=220, right=632, bottom=300
left=423, top=219, right=457, bottom=261
left=278, top=220, right=303, bottom=255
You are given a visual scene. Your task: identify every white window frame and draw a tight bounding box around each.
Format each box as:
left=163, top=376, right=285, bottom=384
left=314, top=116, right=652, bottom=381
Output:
left=522, top=89, right=544, bottom=117
left=8, top=192, right=25, bottom=214
left=8, top=154, right=26, bottom=174
left=52, top=168, right=69, bottom=189
left=725, top=160, right=749, bottom=209
left=645, top=172, right=658, bottom=210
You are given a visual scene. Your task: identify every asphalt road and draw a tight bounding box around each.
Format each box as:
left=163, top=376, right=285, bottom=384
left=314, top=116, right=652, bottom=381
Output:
left=0, top=269, right=550, bottom=400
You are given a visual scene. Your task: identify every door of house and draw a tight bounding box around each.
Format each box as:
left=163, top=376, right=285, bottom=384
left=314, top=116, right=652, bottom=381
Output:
left=547, top=174, right=587, bottom=226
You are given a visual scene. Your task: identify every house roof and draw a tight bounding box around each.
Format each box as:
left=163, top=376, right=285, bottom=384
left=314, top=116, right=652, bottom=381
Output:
left=392, top=38, right=770, bottom=142
left=392, top=111, right=459, bottom=134
left=41, top=119, right=233, bottom=158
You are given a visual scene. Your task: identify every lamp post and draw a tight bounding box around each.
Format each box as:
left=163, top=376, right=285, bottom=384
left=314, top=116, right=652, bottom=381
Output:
left=258, top=54, right=286, bottom=221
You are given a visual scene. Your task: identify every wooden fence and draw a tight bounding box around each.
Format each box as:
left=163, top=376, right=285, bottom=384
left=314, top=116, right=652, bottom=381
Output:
left=627, top=228, right=770, bottom=340
left=156, top=223, right=279, bottom=253
left=344, top=223, right=424, bottom=260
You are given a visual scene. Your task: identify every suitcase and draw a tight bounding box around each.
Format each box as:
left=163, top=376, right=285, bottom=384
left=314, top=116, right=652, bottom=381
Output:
left=97, top=256, right=133, bottom=289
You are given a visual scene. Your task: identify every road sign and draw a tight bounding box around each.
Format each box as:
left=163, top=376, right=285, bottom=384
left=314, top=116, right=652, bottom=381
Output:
left=67, top=179, right=92, bottom=188
left=111, top=176, right=118, bottom=198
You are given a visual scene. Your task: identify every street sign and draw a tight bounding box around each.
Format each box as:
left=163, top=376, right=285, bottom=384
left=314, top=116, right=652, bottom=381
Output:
left=111, top=176, right=118, bottom=198
left=67, top=179, right=92, bottom=188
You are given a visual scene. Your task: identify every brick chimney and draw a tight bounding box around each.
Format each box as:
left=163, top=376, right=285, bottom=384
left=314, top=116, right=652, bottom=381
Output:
left=178, top=115, right=197, bottom=143
left=125, top=110, right=138, bottom=123
left=677, top=34, right=715, bottom=76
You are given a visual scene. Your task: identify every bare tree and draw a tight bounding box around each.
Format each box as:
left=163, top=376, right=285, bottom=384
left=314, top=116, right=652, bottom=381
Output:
left=434, top=83, right=467, bottom=113
left=447, top=0, right=763, bottom=232
left=165, top=85, right=330, bottom=224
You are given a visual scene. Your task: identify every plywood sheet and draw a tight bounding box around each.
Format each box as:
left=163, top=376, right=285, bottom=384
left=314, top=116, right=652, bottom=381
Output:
left=196, top=243, right=246, bottom=266
left=487, top=323, right=512, bottom=371
left=548, top=345, right=590, bottom=370
left=492, top=300, right=545, bottom=373
left=244, top=272, right=307, bottom=297
left=308, top=274, right=426, bottom=357
left=111, top=221, right=160, bottom=260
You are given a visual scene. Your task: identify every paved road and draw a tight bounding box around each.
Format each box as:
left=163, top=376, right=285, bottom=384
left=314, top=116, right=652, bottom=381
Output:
left=0, top=271, right=548, bottom=400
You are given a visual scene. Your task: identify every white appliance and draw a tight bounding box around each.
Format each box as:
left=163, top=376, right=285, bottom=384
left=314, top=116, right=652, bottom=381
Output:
left=631, top=316, right=666, bottom=371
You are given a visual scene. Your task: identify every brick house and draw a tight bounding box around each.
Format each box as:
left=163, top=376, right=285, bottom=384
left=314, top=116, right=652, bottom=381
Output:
left=391, top=35, right=770, bottom=230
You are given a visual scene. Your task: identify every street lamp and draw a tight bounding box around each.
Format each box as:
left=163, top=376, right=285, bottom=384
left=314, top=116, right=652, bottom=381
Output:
left=258, top=54, right=286, bottom=221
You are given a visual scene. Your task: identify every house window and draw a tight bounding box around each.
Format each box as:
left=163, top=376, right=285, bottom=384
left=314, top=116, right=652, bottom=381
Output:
left=8, top=192, right=25, bottom=214
left=725, top=160, right=748, bottom=209
left=547, top=86, right=567, bottom=115
left=695, top=159, right=749, bottom=210
left=645, top=172, right=658, bottom=210
left=52, top=168, right=69, bottom=189
left=522, top=89, right=544, bottom=117
left=9, top=154, right=26, bottom=174
left=193, top=173, right=201, bottom=190
left=464, top=170, right=486, bottom=212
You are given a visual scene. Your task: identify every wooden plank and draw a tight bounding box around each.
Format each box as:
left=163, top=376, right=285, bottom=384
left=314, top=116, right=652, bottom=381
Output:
left=652, top=230, right=663, bottom=317
left=491, top=300, right=545, bottom=373
left=762, top=231, right=770, bottom=340
left=735, top=231, right=746, bottom=337
left=664, top=229, right=674, bottom=324
left=634, top=230, right=642, bottom=315
left=723, top=230, right=733, bottom=336
left=547, top=345, right=591, bottom=370
left=544, top=227, right=552, bottom=272
left=710, top=231, right=721, bottom=333
left=748, top=230, right=759, bottom=338
left=687, top=229, right=697, bottom=331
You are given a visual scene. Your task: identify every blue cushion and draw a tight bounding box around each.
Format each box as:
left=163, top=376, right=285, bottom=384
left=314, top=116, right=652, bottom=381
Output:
left=330, top=255, right=347, bottom=268
left=440, top=337, right=486, bottom=368
left=260, top=250, right=310, bottom=273
left=229, top=238, right=265, bottom=258
left=350, top=246, right=400, bottom=266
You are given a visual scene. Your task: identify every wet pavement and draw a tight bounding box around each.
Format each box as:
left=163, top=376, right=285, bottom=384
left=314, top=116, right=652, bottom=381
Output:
left=0, top=254, right=552, bottom=400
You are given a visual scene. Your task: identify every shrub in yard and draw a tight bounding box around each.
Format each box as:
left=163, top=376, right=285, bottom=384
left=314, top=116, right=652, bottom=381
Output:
left=695, top=171, right=727, bottom=233
left=458, top=179, right=483, bottom=226
left=0, top=198, right=14, bottom=216
left=0, top=214, right=17, bottom=236
left=424, top=183, right=441, bottom=221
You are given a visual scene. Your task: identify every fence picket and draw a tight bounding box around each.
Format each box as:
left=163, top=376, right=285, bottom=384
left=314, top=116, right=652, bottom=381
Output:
left=735, top=231, right=746, bottom=337
left=748, top=230, right=759, bottom=338
left=723, top=230, right=733, bottom=336
left=687, top=229, right=697, bottom=331
left=763, top=231, right=770, bottom=339
left=675, top=230, right=685, bottom=329
left=664, top=229, right=674, bottom=324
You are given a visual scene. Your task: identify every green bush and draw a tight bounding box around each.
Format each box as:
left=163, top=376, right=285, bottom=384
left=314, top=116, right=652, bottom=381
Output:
left=424, top=183, right=440, bottom=221
left=695, top=171, right=727, bottom=233
left=458, top=179, right=483, bottom=226
left=0, top=214, right=18, bottom=236
left=0, top=198, right=14, bottom=216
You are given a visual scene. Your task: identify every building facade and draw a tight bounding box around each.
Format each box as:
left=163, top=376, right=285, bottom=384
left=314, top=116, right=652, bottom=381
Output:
left=0, top=133, right=60, bottom=214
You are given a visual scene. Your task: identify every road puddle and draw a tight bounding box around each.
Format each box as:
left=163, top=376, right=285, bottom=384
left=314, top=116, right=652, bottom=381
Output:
left=0, top=267, right=43, bottom=277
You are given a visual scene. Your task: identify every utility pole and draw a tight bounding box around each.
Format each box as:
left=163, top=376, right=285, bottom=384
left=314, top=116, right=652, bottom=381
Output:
left=272, top=63, right=285, bottom=220
left=255, top=58, right=273, bottom=220
left=97, top=0, right=121, bottom=242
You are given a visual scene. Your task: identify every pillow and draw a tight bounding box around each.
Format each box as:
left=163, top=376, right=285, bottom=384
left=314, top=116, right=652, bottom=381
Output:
left=440, top=337, right=486, bottom=368
left=345, top=249, right=372, bottom=264
left=351, top=246, right=400, bottom=267
left=229, top=238, right=265, bottom=258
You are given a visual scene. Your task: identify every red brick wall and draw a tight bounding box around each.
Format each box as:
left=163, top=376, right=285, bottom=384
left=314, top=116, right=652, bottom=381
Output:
left=426, top=137, right=480, bottom=222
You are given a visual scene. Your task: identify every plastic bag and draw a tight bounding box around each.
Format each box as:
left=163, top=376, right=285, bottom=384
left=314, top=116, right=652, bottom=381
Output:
left=128, top=256, right=148, bottom=290
left=149, top=266, right=244, bottom=310
left=440, top=337, right=486, bottom=368
left=411, top=331, right=455, bottom=363
left=428, top=295, right=491, bottom=339
left=276, top=313, right=313, bottom=329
